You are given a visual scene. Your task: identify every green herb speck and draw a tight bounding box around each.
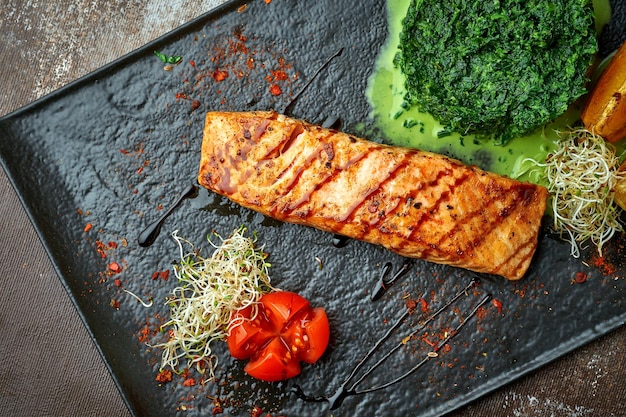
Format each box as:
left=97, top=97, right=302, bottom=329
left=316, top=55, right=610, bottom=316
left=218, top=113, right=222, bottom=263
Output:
left=154, top=50, right=183, bottom=65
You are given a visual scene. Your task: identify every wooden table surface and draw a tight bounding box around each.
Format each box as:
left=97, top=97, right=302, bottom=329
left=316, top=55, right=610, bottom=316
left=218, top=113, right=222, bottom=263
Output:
left=1, top=1, right=625, bottom=416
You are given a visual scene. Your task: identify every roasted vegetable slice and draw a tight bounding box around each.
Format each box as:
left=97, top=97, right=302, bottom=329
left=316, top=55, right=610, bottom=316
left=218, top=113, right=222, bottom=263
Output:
left=582, top=41, right=626, bottom=143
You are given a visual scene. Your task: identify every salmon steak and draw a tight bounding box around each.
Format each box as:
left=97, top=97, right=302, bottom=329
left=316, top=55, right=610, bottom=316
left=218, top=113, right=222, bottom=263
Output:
left=198, top=111, right=548, bottom=280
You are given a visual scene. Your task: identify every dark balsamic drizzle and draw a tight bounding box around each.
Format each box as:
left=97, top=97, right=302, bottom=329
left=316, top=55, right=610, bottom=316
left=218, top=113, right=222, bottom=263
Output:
left=320, top=115, right=342, bottom=131
left=281, top=47, right=344, bottom=116
left=137, top=183, right=198, bottom=247
left=370, top=260, right=414, bottom=301
left=293, top=277, right=492, bottom=410
left=331, top=234, right=350, bottom=248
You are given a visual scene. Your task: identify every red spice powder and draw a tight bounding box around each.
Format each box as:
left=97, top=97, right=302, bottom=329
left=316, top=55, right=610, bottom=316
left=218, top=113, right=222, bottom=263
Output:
left=108, top=262, right=122, bottom=273
left=138, top=324, right=151, bottom=344
left=270, top=69, right=288, bottom=81
left=95, top=241, right=107, bottom=259
left=151, top=269, right=170, bottom=281
left=491, top=299, right=503, bottom=315
left=475, top=306, right=487, bottom=321
left=422, top=333, right=437, bottom=348
left=592, top=255, right=617, bottom=276
left=175, top=26, right=298, bottom=110
left=156, top=369, right=173, bottom=383
left=211, top=69, right=228, bottom=82
left=234, top=26, right=247, bottom=42
left=418, top=298, right=429, bottom=314
left=269, top=84, right=282, bottom=96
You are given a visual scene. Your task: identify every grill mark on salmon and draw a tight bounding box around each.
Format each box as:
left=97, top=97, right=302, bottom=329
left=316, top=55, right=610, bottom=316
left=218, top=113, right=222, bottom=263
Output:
left=199, top=111, right=549, bottom=280
left=419, top=181, right=536, bottom=277
left=348, top=156, right=411, bottom=223
left=262, top=121, right=303, bottom=161
left=336, top=154, right=408, bottom=224
left=276, top=144, right=329, bottom=214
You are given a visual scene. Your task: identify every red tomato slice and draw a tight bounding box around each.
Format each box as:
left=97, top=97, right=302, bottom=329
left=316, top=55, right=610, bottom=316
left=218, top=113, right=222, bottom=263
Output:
left=299, top=307, right=330, bottom=364
left=226, top=291, right=330, bottom=382
left=227, top=308, right=270, bottom=360
left=260, top=291, right=311, bottom=330
left=244, top=337, right=301, bottom=382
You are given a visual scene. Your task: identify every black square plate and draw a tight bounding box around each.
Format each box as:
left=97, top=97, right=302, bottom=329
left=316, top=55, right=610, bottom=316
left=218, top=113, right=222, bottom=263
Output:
left=1, top=1, right=625, bottom=416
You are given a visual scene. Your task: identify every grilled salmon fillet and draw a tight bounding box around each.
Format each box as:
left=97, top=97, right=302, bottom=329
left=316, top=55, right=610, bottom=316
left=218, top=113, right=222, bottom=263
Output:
left=198, top=111, right=548, bottom=280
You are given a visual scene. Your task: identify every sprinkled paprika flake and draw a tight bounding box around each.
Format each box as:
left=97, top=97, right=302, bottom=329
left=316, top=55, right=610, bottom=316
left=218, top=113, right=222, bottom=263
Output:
left=269, top=84, right=282, bottom=96
left=156, top=369, right=173, bottom=384
left=151, top=269, right=170, bottom=281
left=491, top=299, right=503, bottom=315
left=115, top=140, right=150, bottom=195
left=591, top=254, right=618, bottom=276
left=76, top=217, right=137, bottom=310
left=108, top=262, right=122, bottom=274
left=173, top=26, right=299, bottom=111
left=211, top=69, right=228, bottom=82
left=209, top=396, right=224, bottom=415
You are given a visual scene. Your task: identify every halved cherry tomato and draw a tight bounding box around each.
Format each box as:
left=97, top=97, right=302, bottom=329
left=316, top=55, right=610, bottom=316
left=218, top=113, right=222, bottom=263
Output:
left=227, top=291, right=330, bottom=382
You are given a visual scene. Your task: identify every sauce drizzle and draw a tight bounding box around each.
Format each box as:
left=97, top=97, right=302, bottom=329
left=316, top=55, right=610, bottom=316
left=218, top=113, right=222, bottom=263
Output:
left=331, top=234, right=350, bottom=248
left=293, top=277, right=491, bottom=410
left=137, top=184, right=198, bottom=247
left=282, top=47, right=344, bottom=116
left=370, top=260, right=413, bottom=301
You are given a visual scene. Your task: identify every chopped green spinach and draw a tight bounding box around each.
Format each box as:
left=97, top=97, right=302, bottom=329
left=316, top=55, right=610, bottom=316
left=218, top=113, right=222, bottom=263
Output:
left=395, top=0, right=598, bottom=144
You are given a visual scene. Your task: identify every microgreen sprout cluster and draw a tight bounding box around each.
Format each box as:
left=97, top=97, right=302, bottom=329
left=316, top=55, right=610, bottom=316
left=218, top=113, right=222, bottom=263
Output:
left=156, top=226, right=275, bottom=380
left=531, top=129, right=623, bottom=257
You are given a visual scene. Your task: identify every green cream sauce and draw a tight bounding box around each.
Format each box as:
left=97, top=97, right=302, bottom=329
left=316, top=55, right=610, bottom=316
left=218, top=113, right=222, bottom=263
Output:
left=366, top=0, right=613, bottom=185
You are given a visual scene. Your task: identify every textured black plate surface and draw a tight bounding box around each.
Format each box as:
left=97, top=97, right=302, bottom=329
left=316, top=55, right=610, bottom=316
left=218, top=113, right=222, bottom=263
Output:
left=1, top=1, right=626, bottom=416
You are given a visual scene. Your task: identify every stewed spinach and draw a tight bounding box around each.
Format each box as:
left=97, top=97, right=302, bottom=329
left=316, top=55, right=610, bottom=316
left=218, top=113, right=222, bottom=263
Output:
left=395, top=0, right=598, bottom=144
